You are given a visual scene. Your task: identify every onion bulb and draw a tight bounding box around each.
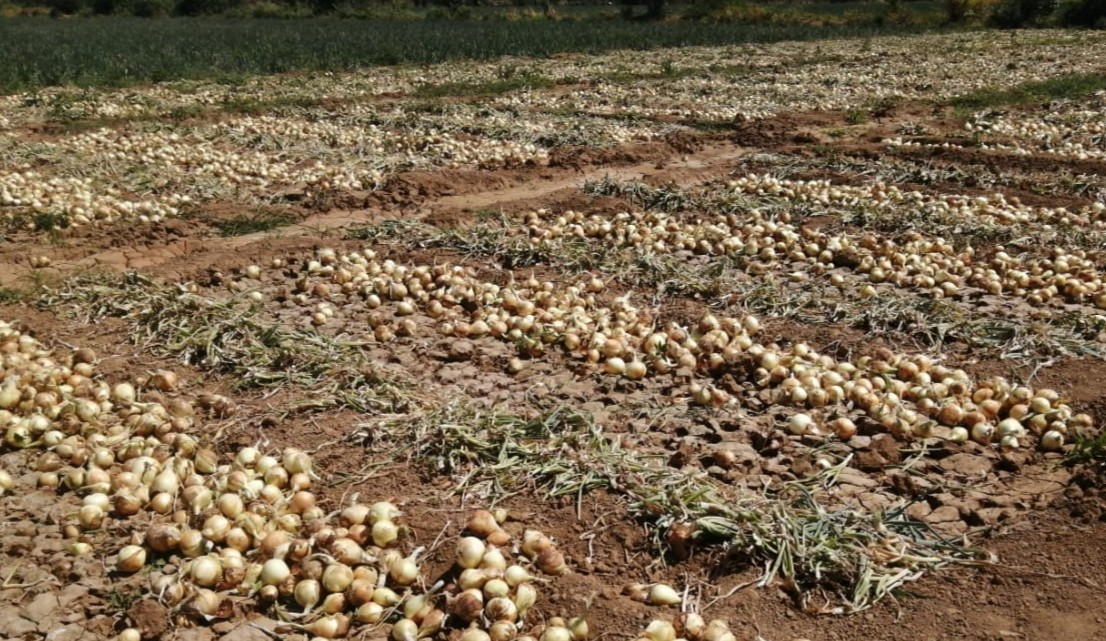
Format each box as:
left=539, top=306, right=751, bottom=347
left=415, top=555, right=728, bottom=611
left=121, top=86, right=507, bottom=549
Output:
left=116, top=545, right=147, bottom=574
left=260, top=558, right=290, bottom=586
left=190, top=555, right=223, bottom=588
left=647, top=583, right=681, bottom=606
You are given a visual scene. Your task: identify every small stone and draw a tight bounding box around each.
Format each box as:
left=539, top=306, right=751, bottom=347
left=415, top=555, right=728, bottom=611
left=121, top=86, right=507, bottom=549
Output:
left=45, top=623, right=84, bottom=641
left=4, top=618, right=38, bottom=638
left=858, top=492, right=893, bottom=511
left=26, top=592, right=60, bottom=624
left=926, top=505, right=962, bottom=524
left=127, top=599, right=169, bottom=639
left=217, top=618, right=281, bottom=641
left=905, top=502, right=933, bottom=521
left=447, top=339, right=475, bottom=361
left=940, top=452, right=993, bottom=478
left=971, top=507, right=1016, bottom=526
left=869, top=433, right=902, bottom=464
left=56, top=584, right=90, bottom=609
left=855, top=449, right=890, bottom=472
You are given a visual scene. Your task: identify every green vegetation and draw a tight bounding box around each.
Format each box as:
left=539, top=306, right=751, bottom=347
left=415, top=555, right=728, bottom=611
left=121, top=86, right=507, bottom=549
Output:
left=0, top=288, right=27, bottom=305
left=414, top=70, right=555, bottom=98
left=0, top=14, right=942, bottom=92
left=1066, top=429, right=1106, bottom=466
left=212, top=210, right=297, bottom=237
left=948, top=72, right=1106, bottom=111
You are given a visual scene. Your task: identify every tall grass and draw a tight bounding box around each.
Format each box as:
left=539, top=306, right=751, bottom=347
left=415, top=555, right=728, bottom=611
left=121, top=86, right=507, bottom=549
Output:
left=0, top=17, right=944, bottom=93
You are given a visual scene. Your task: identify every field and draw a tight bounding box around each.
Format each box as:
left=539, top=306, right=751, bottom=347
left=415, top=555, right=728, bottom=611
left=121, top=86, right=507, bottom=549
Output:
left=0, top=13, right=945, bottom=93
left=2, top=26, right=1106, bottom=641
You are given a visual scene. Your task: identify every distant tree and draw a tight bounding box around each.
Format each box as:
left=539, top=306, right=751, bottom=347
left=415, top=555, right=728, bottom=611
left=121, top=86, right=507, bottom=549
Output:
left=1063, top=0, right=1106, bottom=25
left=174, top=0, right=233, bottom=15
left=619, top=0, right=665, bottom=19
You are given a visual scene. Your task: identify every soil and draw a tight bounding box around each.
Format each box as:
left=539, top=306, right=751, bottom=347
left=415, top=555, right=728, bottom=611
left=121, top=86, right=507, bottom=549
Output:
left=1, top=90, right=1105, bottom=641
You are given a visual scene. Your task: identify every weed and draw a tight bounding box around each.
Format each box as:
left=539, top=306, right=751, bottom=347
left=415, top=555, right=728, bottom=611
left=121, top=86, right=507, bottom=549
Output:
left=46, top=273, right=412, bottom=411
left=32, top=211, right=70, bottom=232
left=357, top=403, right=986, bottom=612
left=948, top=73, right=1106, bottom=112
left=413, top=73, right=555, bottom=99
left=221, top=95, right=325, bottom=115
left=213, top=210, right=296, bottom=237
left=107, top=587, right=139, bottom=613
left=1066, top=430, right=1106, bottom=466
left=0, top=288, right=26, bottom=304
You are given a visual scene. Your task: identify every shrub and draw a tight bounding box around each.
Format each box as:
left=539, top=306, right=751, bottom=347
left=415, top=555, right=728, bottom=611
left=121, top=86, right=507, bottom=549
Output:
left=1062, top=0, right=1106, bottom=26
left=944, top=0, right=996, bottom=22
left=988, top=0, right=1057, bottom=26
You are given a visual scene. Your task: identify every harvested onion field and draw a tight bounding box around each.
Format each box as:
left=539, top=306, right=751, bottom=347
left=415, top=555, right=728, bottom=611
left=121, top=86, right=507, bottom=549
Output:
left=2, top=28, right=1106, bottom=641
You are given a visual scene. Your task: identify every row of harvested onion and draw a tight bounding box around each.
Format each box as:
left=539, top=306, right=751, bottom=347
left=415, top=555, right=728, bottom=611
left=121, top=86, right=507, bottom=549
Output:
left=1, top=320, right=676, bottom=641
left=207, top=248, right=1094, bottom=452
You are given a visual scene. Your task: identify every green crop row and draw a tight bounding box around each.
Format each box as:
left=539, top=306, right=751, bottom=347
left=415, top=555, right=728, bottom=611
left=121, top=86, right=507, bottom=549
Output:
left=0, top=16, right=943, bottom=93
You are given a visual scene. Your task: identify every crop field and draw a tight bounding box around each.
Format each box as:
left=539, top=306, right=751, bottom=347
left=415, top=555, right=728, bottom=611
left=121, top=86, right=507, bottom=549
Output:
left=2, top=27, right=1106, bottom=641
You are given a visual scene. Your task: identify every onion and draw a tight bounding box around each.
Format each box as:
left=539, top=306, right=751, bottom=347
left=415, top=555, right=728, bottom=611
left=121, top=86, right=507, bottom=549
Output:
left=459, top=568, right=489, bottom=590
left=647, top=583, right=681, bottom=606
left=225, top=527, right=251, bottom=552
left=202, top=514, right=230, bottom=543
left=179, top=529, right=207, bottom=557
left=514, top=582, right=537, bottom=617
left=150, top=468, right=180, bottom=496
left=150, top=370, right=178, bottom=391
left=260, top=558, right=290, bottom=586
left=113, top=492, right=143, bottom=517
left=355, top=602, right=384, bottom=624
left=483, top=578, right=510, bottom=599
left=83, top=492, right=111, bottom=512
left=116, top=545, right=147, bottom=574
left=449, top=588, right=484, bottom=622
left=463, top=631, right=495, bottom=641
left=486, top=596, right=518, bottom=622
left=372, top=518, right=399, bottom=547
left=217, top=493, right=245, bottom=518
left=788, top=413, right=814, bottom=436
left=373, top=586, right=401, bottom=606
left=1041, top=430, right=1065, bottom=451
left=504, top=565, right=534, bottom=587
left=389, top=556, right=419, bottom=586
left=457, top=536, right=486, bottom=569
left=189, top=589, right=221, bottom=616
left=331, top=538, right=370, bottom=566
left=146, top=523, right=181, bottom=553
left=392, top=618, right=418, bottom=641
left=567, top=617, right=589, bottom=641
left=536, top=547, right=567, bottom=575
left=540, top=626, right=571, bottom=641
left=644, top=621, right=676, bottom=641
left=282, top=448, right=311, bottom=475
left=322, top=563, right=354, bottom=593
left=149, top=492, right=174, bottom=515
left=490, top=621, right=518, bottom=641
left=466, top=509, right=501, bottom=538
left=369, top=501, right=400, bottom=523
left=190, top=555, right=223, bottom=588
left=78, top=504, right=105, bottom=530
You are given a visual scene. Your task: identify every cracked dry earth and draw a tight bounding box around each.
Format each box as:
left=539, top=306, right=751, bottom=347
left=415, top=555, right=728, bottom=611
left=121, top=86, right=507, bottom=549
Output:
left=4, top=33, right=1106, bottom=641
